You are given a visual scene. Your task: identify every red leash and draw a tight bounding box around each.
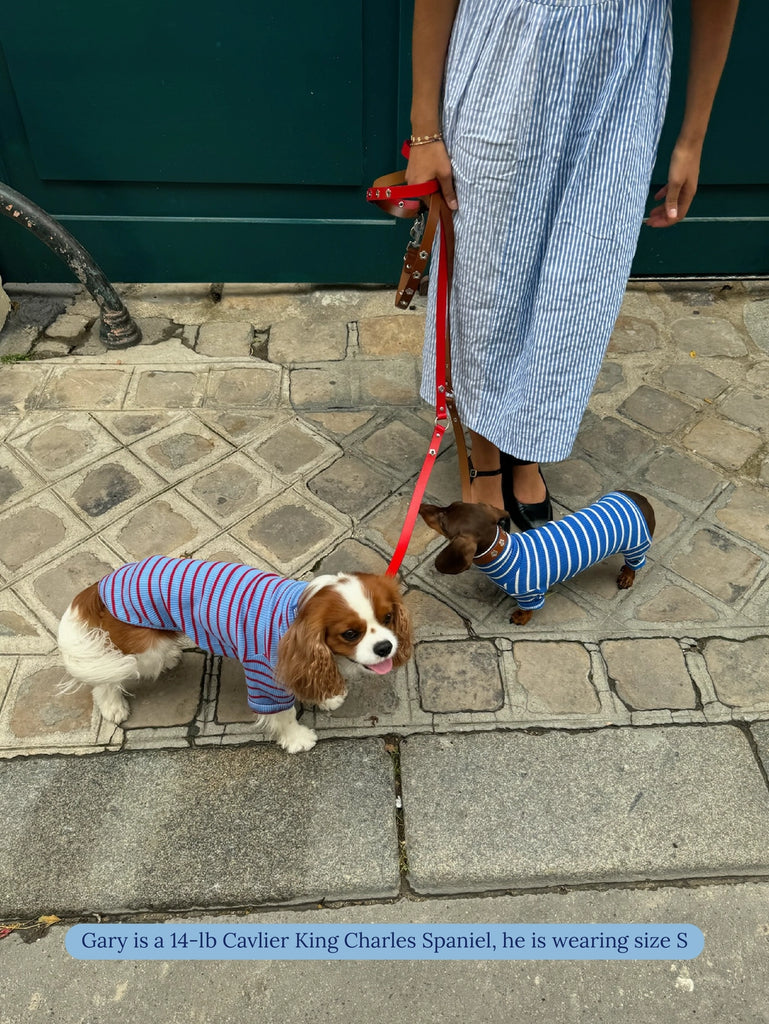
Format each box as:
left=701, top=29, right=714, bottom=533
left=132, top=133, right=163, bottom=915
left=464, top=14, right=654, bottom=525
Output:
left=367, top=145, right=470, bottom=577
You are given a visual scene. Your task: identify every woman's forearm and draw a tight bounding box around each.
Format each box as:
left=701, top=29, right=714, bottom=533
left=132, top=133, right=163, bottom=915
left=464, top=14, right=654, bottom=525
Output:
left=679, top=0, right=740, bottom=145
left=410, top=0, right=460, bottom=136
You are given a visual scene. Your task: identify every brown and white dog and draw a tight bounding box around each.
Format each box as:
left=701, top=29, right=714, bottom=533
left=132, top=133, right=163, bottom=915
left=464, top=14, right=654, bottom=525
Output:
left=58, top=556, right=412, bottom=753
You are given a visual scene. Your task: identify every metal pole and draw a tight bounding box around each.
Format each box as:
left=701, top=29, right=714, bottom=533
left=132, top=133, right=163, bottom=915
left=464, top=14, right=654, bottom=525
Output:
left=0, top=182, right=141, bottom=349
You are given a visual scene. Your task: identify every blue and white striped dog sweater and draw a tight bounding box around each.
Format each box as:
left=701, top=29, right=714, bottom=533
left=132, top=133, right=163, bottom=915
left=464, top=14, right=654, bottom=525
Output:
left=474, top=492, right=652, bottom=610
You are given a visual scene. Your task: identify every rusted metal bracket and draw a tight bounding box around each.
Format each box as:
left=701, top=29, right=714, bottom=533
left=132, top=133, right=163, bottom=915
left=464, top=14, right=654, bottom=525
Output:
left=0, top=182, right=141, bottom=348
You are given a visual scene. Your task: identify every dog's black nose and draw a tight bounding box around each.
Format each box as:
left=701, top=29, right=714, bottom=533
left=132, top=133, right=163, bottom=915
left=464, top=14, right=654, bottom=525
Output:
left=373, top=640, right=393, bottom=658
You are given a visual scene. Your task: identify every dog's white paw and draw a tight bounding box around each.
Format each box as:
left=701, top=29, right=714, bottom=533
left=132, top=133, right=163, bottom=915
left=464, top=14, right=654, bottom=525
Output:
left=279, top=723, right=318, bottom=754
left=317, top=691, right=347, bottom=713
left=94, top=689, right=130, bottom=725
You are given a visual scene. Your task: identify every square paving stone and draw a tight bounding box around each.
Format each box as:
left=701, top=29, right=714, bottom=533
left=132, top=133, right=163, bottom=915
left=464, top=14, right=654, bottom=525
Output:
left=717, top=389, right=769, bottom=432
left=231, top=492, right=346, bottom=577
left=130, top=371, right=206, bottom=409
left=215, top=658, right=252, bottom=723
left=641, top=450, right=726, bottom=505
left=37, top=367, right=130, bottom=409
left=672, top=316, right=748, bottom=357
left=0, top=448, right=44, bottom=510
left=542, top=457, right=607, bottom=510
left=607, top=315, right=659, bottom=354
left=0, top=493, right=89, bottom=577
left=359, top=420, right=432, bottom=475
left=248, top=420, right=337, bottom=481
left=416, top=639, right=503, bottom=713
left=103, top=495, right=218, bottom=562
left=702, top=638, right=769, bottom=708
left=362, top=494, right=438, bottom=561
left=400, top=726, right=769, bottom=893
left=601, top=638, right=697, bottom=710
left=574, top=415, right=653, bottom=472
left=268, top=318, right=347, bottom=363
left=309, top=454, right=396, bottom=519
left=0, top=741, right=400, bottom=915
left=205, top=366, right=281, bottom=408
left=177, top=452, right=281, bottom=525
left=661, top=363, right=728, bottom=401
left=54, top=451, right=164, bottom=526
left=310, top=539, right=390, bottom=576
left=26, top=543, right=119, bottom=627
left=670, top=528, right=763, bottom=604
left=715, top=485, right=769, bottom=548
left=0, top=659, right=97, bottom=753
left=403, top=589, right=467, bottom=639
left=512, top=641, right=598, bottom=714
left=682, top=418, right=762, bottom=471
left=196, top=321, right=253, bottom=357
left=131, top=415, right=234, bottom=483
left=358, top=314, right=424, bottom=357
left=9, top=413, right=120, bottom=482
left=0, top=365, right=47, bottom=412
left=592, top=359, right=624, bottom=394
left=96, top=416, right=173, bottom=454
left=618, top=387, right=695, bottom=435
left=635, top=583, right=720, bottom=625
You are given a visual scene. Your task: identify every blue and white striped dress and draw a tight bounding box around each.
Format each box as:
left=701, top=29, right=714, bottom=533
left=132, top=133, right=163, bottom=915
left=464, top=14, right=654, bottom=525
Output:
left=98, top=556, right=308, bottom=714
left=422, top=0, right=672, bottom=462
left=476, top=491, right=652, bottom=609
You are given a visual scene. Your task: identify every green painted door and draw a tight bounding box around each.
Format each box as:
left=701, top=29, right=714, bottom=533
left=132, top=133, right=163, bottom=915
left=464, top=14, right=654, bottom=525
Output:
left=0, top=0, right=765, bottom=282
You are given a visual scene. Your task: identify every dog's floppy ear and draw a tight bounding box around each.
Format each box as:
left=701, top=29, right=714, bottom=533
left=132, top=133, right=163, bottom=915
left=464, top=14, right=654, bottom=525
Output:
left=275, top=601, right=346, bottom=703
left=390, top=596, right=414, bottom=668
left=434, top=535, right=477, bottom=574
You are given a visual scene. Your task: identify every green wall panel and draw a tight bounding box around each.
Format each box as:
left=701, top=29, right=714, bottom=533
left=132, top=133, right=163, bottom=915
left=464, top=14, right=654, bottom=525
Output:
left=0, top=0, right=765, bottom=283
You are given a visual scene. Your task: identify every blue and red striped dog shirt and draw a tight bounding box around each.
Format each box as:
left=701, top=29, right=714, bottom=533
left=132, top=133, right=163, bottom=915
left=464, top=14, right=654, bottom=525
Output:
left=98, top=556, right=308, bottom=714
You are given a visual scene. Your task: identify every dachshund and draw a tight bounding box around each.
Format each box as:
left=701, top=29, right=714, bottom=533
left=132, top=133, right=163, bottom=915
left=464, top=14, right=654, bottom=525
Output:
left=419, top=491, right=655, bottom=625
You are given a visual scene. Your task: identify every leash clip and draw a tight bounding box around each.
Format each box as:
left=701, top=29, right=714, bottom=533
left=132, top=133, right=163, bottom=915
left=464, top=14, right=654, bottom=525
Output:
left=409, top=211, right=426, bottom=248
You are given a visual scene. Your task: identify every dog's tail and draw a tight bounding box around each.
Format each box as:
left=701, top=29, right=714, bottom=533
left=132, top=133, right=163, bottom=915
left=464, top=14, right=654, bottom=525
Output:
left=619, top=490, right=656, bottom=539
left=57, top=604, right=139, bottom=691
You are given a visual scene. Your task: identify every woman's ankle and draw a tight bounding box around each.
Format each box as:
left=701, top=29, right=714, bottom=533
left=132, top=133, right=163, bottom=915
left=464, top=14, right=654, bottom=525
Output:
left=512, top=462, right=546, bottom=504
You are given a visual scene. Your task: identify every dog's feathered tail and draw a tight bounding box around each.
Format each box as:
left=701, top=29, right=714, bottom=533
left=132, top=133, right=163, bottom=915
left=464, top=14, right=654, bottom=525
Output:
left=57, top=605, right=139, bottom=692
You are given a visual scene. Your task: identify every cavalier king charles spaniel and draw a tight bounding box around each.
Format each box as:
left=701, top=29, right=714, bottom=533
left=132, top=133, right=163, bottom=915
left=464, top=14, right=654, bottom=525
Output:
left=57, top=555, right=412, bottom=753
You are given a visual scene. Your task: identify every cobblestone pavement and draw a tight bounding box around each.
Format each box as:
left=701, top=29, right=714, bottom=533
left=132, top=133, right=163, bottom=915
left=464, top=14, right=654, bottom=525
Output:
left=1, top=279, right=768, bottom=758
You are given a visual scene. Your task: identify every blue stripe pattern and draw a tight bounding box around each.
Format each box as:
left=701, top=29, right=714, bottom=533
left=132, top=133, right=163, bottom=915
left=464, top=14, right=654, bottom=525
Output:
left=422, top=0, right=673, bottom=462
left=476, top=492, right=652, bottom=609
left=98, top=557, right=308, bottom=713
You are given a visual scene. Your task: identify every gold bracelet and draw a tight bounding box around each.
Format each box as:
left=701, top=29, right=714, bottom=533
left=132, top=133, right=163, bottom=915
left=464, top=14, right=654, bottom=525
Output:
left=410, top=133, right=444, bottom=147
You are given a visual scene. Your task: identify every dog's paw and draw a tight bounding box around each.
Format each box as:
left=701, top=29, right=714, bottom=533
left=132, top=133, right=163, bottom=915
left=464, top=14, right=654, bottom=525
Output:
left=617, top=565, right=636, bottom=590
left=95, top=691, right=130, bottom=725
left=279, top=723, right=318, bottom=754
left=317, top=691, right=347, bottom=712
left=510, top=607, right=534, bottom=626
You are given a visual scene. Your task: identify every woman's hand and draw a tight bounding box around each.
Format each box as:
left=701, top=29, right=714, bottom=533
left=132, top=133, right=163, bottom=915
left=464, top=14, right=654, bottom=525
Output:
left=405, top=141, right=458, bottom=210
left=645, top=138, right=702, bottom=228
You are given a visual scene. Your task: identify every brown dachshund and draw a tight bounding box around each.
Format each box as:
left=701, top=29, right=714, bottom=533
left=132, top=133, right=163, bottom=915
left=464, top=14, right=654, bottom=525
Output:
left=419, top=491, right=655, bottom=624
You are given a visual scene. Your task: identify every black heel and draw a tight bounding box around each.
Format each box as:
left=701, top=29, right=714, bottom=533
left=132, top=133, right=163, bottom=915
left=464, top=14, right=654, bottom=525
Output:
left=500, top=453, right=553, bottom=532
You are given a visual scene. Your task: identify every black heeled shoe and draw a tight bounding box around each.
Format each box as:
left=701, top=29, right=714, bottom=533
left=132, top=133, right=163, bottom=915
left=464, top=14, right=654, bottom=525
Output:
left=467, top=458, right=511, bottom=531
left=500, top=453, right=553, bottom=532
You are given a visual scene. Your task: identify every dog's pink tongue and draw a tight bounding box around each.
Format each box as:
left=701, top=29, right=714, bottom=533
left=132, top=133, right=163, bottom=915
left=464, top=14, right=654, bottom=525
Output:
left=369, top=657, right=393, bottom=675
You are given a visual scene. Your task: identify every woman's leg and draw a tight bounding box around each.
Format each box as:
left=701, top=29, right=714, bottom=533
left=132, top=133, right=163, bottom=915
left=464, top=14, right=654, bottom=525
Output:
left=468, top=430, right=503, bottom=507
left=469, top=430, right=547, bottom=507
